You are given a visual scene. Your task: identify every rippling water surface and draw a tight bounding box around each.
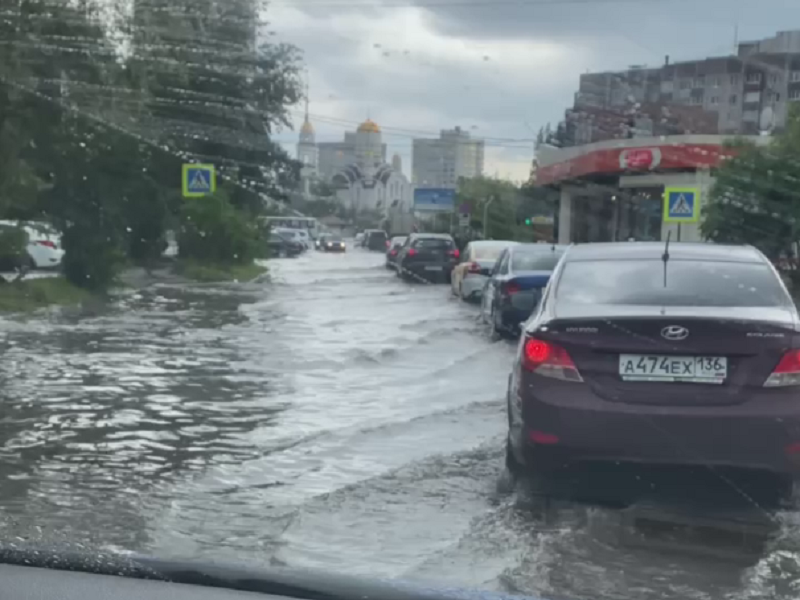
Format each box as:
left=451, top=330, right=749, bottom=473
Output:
left=1, top=246, right=799, bottom=600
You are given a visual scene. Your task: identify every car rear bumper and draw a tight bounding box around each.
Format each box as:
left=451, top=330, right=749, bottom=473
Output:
left=514, top=377, right=800, bottom=475
left=461, top=274, right=487, bottom=299
left=401, top=262, right=454, bottom=277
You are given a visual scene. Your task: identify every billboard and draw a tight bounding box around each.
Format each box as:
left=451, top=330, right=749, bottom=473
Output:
left=413, top=188, right=455, bottom=211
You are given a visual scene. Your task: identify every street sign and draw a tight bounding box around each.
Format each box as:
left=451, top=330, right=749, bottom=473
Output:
left=459, top=213, right=470, bottom=227
left=459, top=202, right=471, bottom=215
left=413, top=188, right=456, bottom=211
left=663, top=187, right=700, bottom=223
left=182, top=163, right=216, bottom=198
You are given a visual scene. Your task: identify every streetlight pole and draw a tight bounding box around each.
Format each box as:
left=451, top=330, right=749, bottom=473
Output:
left=483, top=195, right=495, bottom=239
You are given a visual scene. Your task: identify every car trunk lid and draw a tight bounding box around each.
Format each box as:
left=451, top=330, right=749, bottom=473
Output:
left=536, top=305, right=798, bottom=406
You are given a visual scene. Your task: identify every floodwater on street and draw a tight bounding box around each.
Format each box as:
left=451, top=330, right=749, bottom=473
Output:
left=0, top=243, right=799, bottom=600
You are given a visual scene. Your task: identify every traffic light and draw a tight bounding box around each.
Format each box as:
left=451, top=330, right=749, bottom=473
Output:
left=525, top=218, right=531, bottom=225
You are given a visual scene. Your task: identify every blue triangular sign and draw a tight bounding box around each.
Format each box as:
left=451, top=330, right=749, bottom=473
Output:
left=188, top=169, right=210, bottom=192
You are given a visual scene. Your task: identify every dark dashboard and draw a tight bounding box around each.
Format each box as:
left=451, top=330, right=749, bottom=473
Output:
left=0, top=548, right=537, bottom=600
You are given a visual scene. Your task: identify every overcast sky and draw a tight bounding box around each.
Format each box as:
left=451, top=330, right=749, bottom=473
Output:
left=267, top=0, right=800, bottom=182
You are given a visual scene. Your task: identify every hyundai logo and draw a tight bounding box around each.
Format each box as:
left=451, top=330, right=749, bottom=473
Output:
left=661, top=325, right=689, bottom=341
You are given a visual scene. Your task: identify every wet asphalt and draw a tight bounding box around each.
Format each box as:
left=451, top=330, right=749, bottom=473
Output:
left=0, top=242, right=798, bottom=600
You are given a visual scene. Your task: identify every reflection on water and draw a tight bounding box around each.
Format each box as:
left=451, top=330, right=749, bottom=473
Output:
left=0, top=281, right=283, bottom=549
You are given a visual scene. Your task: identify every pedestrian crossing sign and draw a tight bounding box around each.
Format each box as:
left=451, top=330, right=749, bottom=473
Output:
left=182, top=163, right=216, bottom=198
left=663, top=187, right=700, bottom=223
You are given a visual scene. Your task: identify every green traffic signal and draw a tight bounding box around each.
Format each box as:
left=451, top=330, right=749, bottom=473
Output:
left=525, top=218, right=531, bottom=225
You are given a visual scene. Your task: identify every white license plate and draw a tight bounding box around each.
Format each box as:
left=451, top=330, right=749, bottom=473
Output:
left=425, top=266, right=443, bottom=271
left=619, top=354, right=727, bottom=384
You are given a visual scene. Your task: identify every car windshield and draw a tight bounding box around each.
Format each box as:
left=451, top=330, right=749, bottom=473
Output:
left=511, top=251, right=564, bottom=272
left=328, top=236, right=343, bottom=242
left=556, top=259, right=792, bottom=307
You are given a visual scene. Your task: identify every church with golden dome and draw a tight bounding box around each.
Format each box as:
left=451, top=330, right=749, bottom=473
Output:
left=297, top=113, right=412, bottom=216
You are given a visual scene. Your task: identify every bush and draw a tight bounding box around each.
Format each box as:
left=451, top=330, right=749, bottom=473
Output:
left=177, top=188, right=259, bottom=265
left=60, top=225, right=126, bottom=290
left=0, top=224, right=29, bottom=271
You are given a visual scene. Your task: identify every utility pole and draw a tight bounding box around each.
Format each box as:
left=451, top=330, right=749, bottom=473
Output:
left=483, top=195, right=495, bottom=239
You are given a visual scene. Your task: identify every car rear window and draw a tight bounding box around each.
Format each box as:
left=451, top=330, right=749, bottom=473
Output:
left=369, top=231, right=387, bottom=240
left=555, top=259, right=791, bottom=308
left=412, top=238, right=454, bottom=250
left=472, top=245, right=507, bottom=260
left=512, top=251, right=563, bottom=272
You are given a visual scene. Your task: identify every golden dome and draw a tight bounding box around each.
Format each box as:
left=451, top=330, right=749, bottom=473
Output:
left=357, top=119, right=380, bottom=134
left=300, top=119, right=314, bottom=135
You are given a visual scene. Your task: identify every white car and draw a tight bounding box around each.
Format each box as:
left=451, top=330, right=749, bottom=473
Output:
left=451, top=240, right=518, bottom=302
left=0, top=220, right=64, bottom=269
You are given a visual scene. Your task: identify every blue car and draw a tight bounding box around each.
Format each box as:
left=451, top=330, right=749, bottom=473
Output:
left=480, top=244, right=567, bottom=337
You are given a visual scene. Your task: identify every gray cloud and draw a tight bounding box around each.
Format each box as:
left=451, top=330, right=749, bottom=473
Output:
left=270, top=0, right=800, bottom=180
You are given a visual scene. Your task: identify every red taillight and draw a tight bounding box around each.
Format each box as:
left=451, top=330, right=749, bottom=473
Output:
left=764, top=350, right=800, bottom=387
left=36, top=240, right=56, bottom=249
left=408, top=248, right=417, bottom=257
left=522, top=337, right=583, bottom=382
left=504, top=281, right=521, bottom=295
left=467, top=262, right=481, bottom=273
left=450, top=249, right=460, bottom=259
left=390, top=249, right=398, bottom=256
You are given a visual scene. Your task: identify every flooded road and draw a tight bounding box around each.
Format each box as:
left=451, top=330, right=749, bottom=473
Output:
left=0, top=244, right=799, bottom=600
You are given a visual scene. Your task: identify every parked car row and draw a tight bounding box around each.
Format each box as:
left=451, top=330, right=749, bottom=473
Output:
left=389, top=234, right=800, bottom=507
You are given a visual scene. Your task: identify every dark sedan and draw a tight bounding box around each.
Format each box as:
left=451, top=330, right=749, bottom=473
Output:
left=267, top=232, right=303, bottom=258
left=321, top=235, right=346, bottom=252
left=395, top=233, right=459, bottom=283
left=481, top=244, right=566, bottom=337
left=505, top=242, right=800, bottom=503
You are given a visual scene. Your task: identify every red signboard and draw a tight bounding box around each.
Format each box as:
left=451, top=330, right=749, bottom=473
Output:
left=537, top=143, right=733, bottom=186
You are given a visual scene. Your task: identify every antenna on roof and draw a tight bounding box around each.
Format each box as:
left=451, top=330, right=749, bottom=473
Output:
left=662, top=230, right=672, bottom=288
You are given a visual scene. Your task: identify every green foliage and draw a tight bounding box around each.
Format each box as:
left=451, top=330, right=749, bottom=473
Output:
left=0, top=224, right=29, bottom=270
left=175, top=260, right=267, bottom=283
left=703, top=105, right=800, bottom=265
left=0, top=277, right=90, bottom=313
left=0, top=0, right=303, bottom=294
left=456, top=177, right=521, bottom=239
left=178, top=188, right=260, bottom=265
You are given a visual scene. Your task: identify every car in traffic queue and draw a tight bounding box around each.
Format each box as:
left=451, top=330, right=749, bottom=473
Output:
left=505, top=241, right=800, bottom=504
left=267, top=230, right=305, bottom=258
left=451, top=240, right=518, bottom=303
left=354, top=232, right=365, bottom=246
left=364, top=229, right=388, bottom=252
left=395, top=233, right=459, bottom=283
left=385, top=236, right=407, bottom=269
left=321, top=235, right=346, bottom=253
left=275, top=227, right=312, bottom=250
left=481, top=244, right=567, bottom=337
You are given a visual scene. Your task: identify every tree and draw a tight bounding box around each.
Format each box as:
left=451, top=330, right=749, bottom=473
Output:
left=129, top=0, right=303, bottom=211
left=702, top=105, right=800, bottom=275
left=456, top=177, right=522, bottom=240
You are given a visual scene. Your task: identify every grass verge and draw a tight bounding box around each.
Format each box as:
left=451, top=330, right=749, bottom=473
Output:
left=174, top=260, right=267, bottom=283
left=0, top=276, right=90, bottom=313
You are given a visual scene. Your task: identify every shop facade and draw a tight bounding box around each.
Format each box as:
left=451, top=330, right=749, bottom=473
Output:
left=536, top=135, right=768, bottom=244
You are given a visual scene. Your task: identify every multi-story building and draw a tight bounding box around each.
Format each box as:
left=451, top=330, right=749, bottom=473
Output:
left=412, top=126, right=484, bottom=188
left=561, top=29, right=800, bottom=145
